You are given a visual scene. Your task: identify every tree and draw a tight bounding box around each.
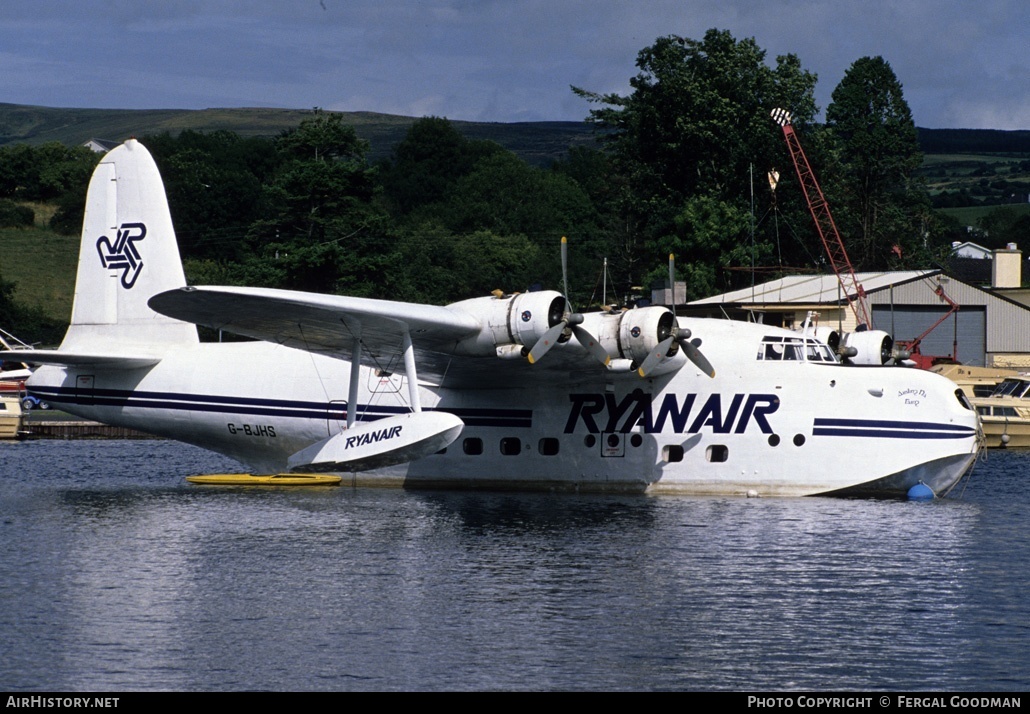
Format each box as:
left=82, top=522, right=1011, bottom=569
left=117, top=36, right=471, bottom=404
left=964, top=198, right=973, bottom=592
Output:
left=824, top=56, right=924, bottom=269
left=389, top=225, right=543, bottom=304
left=0, top=143, right=98, bottom=202
left=379, top=116, right=504, bottom=216
left=979, top=206, right=1030, bottom=251
left=142, top=130, right=278, bottom=259
left=439, top=152, right=602, bottom=297
left=573, top=29, right=818, bottom=300
left=248, top=111, right=389, bottom=295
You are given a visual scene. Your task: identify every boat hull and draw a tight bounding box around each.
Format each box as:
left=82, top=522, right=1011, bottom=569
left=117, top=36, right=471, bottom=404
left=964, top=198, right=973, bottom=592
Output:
left=979, top=419, right=1030, bottom=448
left=0, top=395, right=25, bottom=440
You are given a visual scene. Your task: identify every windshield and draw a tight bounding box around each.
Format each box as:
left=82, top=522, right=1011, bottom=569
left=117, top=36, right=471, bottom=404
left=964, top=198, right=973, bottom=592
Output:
left=758, top=336, right=837, bottom=363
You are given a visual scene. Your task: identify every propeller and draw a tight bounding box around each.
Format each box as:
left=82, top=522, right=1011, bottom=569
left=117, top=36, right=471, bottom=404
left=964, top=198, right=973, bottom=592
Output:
left=637, top=254, right=715, bottom=378
left=527, top=237, right=611, bottom=367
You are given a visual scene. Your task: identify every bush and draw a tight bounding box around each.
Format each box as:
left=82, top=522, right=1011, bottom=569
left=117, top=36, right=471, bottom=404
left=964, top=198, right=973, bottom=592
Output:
left=49, top=190, right=85, bottom=235
left=0, top=199, right=34, bottom=228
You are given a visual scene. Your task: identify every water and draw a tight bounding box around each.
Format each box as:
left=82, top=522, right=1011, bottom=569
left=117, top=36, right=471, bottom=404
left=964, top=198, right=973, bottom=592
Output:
left=1, top=439, right=1027, bottom=692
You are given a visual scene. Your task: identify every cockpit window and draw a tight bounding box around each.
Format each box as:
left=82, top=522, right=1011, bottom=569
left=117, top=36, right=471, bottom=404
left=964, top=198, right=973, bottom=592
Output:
left=758, top=335, right=837, bottom=363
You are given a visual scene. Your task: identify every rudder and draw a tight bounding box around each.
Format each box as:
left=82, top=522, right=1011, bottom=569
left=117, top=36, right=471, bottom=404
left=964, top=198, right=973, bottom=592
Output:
left=62, top=139, right=198, bottom=351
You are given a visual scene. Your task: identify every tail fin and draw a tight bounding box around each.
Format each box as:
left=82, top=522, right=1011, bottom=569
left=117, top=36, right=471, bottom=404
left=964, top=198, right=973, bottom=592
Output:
left=61, top=139, right=198, bottom=352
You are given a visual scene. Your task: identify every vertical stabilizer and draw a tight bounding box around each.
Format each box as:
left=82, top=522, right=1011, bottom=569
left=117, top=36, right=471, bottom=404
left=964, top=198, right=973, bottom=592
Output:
left=61, top=139, right=198, bottom=351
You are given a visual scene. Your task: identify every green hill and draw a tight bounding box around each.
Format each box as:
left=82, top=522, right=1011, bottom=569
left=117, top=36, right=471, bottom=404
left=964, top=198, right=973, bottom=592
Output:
left=0, top=103, right=599, bottom=166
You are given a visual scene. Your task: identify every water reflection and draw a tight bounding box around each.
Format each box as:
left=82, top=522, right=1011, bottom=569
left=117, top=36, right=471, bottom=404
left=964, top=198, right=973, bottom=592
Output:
left=1, top=440, right=1026, bottom=691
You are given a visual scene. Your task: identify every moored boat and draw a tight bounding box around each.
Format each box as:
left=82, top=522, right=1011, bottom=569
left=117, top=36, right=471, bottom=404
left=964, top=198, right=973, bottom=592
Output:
left=971, top=375, right=1030, bottom=447
left=0, top=394, right=26, bottom=439
left=931, top=363, right=1020, bottom=399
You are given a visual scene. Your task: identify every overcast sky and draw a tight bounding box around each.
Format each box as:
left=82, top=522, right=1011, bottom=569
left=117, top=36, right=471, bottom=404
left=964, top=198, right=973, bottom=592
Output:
left=1, top=0, right=1026, bottom=130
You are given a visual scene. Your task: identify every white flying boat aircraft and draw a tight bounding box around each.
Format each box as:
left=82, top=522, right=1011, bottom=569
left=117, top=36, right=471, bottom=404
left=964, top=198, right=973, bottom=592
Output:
left=4, top=140, right=982, bottom=497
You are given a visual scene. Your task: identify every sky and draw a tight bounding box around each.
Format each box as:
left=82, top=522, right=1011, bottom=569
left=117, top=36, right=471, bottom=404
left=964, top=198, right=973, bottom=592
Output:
left=1, top=0, right=1026, bottom=130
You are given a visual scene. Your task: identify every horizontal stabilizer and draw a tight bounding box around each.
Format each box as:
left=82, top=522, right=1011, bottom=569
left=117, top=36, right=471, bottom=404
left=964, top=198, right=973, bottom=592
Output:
left=0, top=349, right=161, bottom=369
left=288, top=412, right=464, bottom=473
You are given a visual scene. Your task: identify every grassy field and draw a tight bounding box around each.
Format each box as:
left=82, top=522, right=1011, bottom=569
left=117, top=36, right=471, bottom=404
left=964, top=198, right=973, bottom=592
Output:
left=0, top=223, right=79, bottom=322
left=937, top=201, right=1030, bottom=226
left=2, top=201, right=76, bottom=322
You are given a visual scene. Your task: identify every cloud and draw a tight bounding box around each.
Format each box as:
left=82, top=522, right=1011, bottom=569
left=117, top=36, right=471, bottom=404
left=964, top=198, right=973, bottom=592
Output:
left=0, top=0, right=1025, bottom=128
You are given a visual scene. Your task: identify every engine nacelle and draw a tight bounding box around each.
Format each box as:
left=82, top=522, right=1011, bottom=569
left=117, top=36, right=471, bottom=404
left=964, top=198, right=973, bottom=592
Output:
left=449, top=291, right=565, bottom=356
left=586, top=306, right=677, bottom=366
left=808, top=326, right=842, bottom=354
left=843, top=329, right=894, bottom=365
left=449, top=293, right=681, bottom=367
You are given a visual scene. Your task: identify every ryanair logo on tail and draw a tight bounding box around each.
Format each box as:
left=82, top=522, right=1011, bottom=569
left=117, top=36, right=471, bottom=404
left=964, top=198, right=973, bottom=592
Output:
left=97, top=222, right=147, bottom=288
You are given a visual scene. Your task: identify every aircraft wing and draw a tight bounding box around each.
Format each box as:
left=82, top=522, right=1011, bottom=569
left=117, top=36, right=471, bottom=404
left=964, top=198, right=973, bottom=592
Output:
left=149, top=285, right=483, bottom=371
left=0, top=350, right=161, bottom=369
left=149, top=285, right=613, bottom=388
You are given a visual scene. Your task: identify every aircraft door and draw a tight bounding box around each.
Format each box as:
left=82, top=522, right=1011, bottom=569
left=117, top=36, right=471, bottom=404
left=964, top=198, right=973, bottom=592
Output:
left=76, top=374, right=95, bottom=407
left=328, top=399, right=347, bottom=436
left=368, top=369, right=403, bottom=395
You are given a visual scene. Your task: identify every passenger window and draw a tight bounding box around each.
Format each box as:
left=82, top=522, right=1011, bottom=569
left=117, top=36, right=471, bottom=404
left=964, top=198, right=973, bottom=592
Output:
left=538, top=438, right=559, bottom=456
left=463, top=438, right=483, bottom=455
left=500, top=437, right=522, bottom=456
left=663, top=444, right=684, bottom=463
left=706, top=445, right=729, bottom=462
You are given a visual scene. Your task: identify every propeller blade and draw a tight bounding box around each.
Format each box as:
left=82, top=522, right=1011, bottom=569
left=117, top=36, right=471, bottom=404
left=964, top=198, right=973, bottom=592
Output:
left=668, top=253, right=676, bottom=306
left=636, top=336, right=676, bottom=378
left=571, top=324, right=611, bottom=367
left=527, top=320, right=567, bottom=364
left=681, top=338, right=716, bottom=378
left=560, top=235, right=572, bottom=316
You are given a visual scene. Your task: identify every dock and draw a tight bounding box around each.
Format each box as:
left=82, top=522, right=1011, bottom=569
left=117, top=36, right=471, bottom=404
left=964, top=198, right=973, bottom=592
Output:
left=24, top=420, right=155, bottom=439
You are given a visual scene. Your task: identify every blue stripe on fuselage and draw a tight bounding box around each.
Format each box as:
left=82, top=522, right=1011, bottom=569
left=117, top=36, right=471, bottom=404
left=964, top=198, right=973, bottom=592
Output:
left=27, top=386, right=532, bottom=428
left=813, top=417, right=975, bottom=439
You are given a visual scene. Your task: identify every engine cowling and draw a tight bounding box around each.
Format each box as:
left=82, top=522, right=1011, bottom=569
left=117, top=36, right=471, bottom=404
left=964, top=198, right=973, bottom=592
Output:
left=449, top=293, right=682, bottom=368
left=843, top=329, right=894, bottom=365
left=614, top=306, right=676, bottom=365
left=449, top=291, right=565, bottom=357
left=581, top=306, right=679, bottom=366
left=808, top=326, right=842, bottom=354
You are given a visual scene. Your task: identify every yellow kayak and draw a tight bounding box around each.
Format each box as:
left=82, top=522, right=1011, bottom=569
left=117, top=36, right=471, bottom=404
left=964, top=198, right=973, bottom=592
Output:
left=186, top=473, right=342, bottom=486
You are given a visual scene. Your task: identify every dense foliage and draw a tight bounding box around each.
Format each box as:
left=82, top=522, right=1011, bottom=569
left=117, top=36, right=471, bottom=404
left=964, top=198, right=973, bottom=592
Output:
left=0, top=273, right=65, bottom=346
left=0, top=29, right=1023, bottom=345
left=573, top=30, right=821, bottom=299
left=823, top=56, right=933, bottom=269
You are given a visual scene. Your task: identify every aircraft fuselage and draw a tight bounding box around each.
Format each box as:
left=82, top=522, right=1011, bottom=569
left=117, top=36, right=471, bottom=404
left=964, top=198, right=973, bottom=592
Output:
left=28, top=322, right=980, bottom=498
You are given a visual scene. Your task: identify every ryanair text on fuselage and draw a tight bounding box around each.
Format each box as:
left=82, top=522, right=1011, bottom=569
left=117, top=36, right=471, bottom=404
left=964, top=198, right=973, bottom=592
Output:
left=565, top=391, right=780, bottom=435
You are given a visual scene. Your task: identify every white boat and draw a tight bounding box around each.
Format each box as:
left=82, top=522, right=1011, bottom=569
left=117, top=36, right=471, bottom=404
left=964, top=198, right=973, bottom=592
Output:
left=971, top=375, right=1030, bottom=448
left=931, top=363, right=1019, bottom=399
left=0, top=393, right=25, bottom=440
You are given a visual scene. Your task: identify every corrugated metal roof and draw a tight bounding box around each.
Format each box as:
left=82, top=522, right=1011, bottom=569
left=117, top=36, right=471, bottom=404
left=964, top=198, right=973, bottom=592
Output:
left=689, top=270, right=938, bottom=306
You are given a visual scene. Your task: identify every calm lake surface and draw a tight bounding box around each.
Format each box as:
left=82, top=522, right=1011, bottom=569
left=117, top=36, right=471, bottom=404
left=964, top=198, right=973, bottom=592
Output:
left=1, top=439, right=1027, bottom=692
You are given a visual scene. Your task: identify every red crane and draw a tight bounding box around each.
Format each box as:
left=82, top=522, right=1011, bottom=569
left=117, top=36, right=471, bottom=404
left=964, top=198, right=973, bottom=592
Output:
left=893, top=283, right=961, bottom=369
left=770, top=108, right=873, bottom=330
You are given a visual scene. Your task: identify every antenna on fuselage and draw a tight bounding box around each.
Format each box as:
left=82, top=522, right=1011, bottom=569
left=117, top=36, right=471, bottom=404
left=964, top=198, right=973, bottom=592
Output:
left=638, top=254, right=715, bottom=378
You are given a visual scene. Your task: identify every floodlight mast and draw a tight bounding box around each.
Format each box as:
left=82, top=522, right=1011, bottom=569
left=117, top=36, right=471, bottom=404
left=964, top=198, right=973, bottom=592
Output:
left=770, top=108, right=873, bottom=330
